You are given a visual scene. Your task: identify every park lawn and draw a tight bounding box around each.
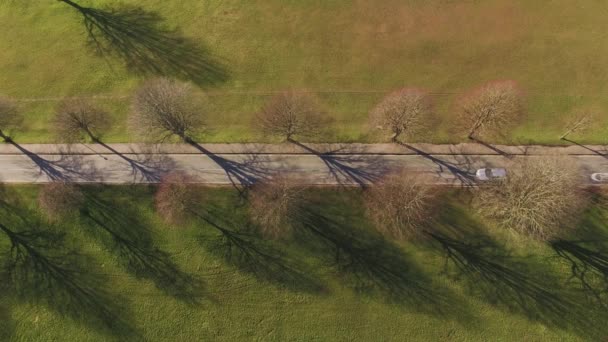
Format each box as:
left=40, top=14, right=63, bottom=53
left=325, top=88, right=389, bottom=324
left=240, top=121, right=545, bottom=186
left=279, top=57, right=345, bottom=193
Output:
left=1, top=185, right=607, bottom=341
left=1, top=0, right=608, bottom=144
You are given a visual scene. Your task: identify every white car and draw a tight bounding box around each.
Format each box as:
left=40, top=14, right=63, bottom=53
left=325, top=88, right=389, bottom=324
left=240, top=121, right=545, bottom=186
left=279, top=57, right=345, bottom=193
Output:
left=591, top=173, right=608, bottom=182
left=475, top=168, right=507, bottom=181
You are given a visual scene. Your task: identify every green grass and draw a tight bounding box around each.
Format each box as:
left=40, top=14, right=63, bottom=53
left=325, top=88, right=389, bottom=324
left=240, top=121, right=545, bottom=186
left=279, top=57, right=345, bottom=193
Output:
left=1, top=185, right=607, bottom=341
left=2, top=0, right=608, bottom=143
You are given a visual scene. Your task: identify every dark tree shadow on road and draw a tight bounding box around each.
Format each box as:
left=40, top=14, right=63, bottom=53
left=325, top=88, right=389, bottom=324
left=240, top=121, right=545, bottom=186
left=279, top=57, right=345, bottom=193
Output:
left=562, top=138, right=608, bottom=158
left=289, top=140, right=391, bottom=187
left=187, top=139, right=273, bottom=195
left=10, top=141, right=99, bottom=182
left=0, top=222, right=136, bottom=338
left=426, top=203, right=608, bottom=339
left=399, top=143, right=476, bottom=186
left=193, top=206, right=325, bottom=294
left=469, top=136, right=512, bottom=159
left=95, top=141, right=175, bottom=182
left=81, top=187, right=206, bottom=304
left=59, top=0, right=229, bottom=86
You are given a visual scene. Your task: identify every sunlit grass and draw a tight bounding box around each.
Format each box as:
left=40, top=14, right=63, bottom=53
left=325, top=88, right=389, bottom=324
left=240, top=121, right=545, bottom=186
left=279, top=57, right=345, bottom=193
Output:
left=1, top=1, right=608, bottom=143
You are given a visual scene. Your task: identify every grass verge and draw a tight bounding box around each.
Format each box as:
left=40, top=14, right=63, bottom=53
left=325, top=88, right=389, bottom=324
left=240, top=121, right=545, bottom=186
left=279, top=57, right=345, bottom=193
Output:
left=2, top=1, right=608, bottom=143
left=0, top=185, right=607, bottom=341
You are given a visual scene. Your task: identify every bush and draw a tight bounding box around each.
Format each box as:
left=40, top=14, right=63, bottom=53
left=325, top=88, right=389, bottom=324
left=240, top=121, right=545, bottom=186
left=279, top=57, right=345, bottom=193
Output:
left=38, top=182, right=84, bottom=221
left=155, top=172, right=199, bottom=226
left=365, top=171, right=440, bottom=240
left=248, top=174, right=305, bottom=239
left=475, top=156, right=585, bottom=239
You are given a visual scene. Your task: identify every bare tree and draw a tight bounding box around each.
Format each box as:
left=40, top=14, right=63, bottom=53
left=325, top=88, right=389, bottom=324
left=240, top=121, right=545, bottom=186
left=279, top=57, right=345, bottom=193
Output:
left=54, top=99, right=109, bottom=142
left=131, top=78, right=203, bottom=142
left=0, top=96, right=19, bottom=141
left=38, top=182, right=84, bottom=221
left=155, top=172, right=200, bottom=226
left=365, top=171, right=440, bottom=240
left=457, top=80, right=523, bottom=139
left=475, top=156, right=585, bottom=240
left=369, top=88, right=431, bottom=142
left=248, top=174, right=306, bottom=239
left=257, top=91, right=326, bottom=141
left=560, top=112, right=594, bottom=140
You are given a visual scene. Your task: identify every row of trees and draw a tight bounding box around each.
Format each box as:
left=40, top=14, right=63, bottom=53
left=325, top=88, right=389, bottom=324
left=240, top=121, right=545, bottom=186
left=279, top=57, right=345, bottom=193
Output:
left=37, top=155, right=586, bottom=241
left=350, top=156, right=582, bottom=241
left=370, top=80, right=523, bottom=142
left=230, top=155, right=585, bottom=241
left=0, top=79, right=527, bottom=143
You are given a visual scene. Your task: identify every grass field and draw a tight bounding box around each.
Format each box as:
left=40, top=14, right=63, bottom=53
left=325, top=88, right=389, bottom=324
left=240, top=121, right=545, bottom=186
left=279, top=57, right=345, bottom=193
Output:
left=1, top=185, right=607, bottom=341
left=1, top=0, right=608, bottom=143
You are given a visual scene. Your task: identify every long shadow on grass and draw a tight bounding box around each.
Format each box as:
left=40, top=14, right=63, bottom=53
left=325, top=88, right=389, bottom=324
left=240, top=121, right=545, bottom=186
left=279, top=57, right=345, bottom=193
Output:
left=550, top=239, right=608, bottom=307
left=427, top=203, right=608, bottom=339
left=80, top=187, right=206, bottom=303
left=193, top=206, right=325, bottom=294
left=59, top=0, right=228, bottom=86
left=0, top=299, right=14, bottom=341
left=0, top=222, right=136, bottom=337
left=293, top=194, right=467, bottom=319
left=549, top=201, right=608, bottom=308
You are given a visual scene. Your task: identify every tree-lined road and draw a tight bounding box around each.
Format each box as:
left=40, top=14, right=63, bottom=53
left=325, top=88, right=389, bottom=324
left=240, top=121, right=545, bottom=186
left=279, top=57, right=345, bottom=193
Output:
left=0, top=143, right=606, bottom=185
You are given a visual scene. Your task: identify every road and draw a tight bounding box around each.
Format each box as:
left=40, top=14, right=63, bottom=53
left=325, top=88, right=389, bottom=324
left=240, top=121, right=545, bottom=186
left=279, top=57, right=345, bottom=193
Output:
left=0, top=143, right=606, bottom=185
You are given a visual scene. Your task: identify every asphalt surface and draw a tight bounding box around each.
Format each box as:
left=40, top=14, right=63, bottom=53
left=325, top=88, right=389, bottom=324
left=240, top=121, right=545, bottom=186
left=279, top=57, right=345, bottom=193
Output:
left=0, top=143, right=605, bottom=185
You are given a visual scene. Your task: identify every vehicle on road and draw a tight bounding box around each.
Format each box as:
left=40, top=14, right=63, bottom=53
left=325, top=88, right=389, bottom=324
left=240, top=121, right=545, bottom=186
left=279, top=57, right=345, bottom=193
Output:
left=475, top=167, right=507, bottom=181
left=591, top=173, right=608, bottom=182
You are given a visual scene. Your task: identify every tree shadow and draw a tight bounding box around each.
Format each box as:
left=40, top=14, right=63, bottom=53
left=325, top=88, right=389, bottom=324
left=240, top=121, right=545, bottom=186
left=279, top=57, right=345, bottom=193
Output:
left=562, top=138, right=608, bottom=158
left=550, top=239, right=608, bottom=307
left=193, top=207, right=326, bottom=294
left=549, top=201, right=608, bottom=308
left=0, top=299, right=14, bottom=341
left=426, top=203, right=607, bottom=339
left=0, top=124, right=23, bottom=145
left=95, top=140, right=175, bottom=182
left=186, top=139, right=273, bottom=195
left=0, top=222, right=136, bottom=337
left=10, top=141, right=99, bottom=182
left=469, top=136, right=512, bottom=158
left=398, top=143, right=476, bottom=186
left=292, top=194, right=468, bottom=320
left=60, top=0, right=229, bottom=86
left=288, top=140, right=391, bottom=187
left=80, top=187, right=207, bottom=304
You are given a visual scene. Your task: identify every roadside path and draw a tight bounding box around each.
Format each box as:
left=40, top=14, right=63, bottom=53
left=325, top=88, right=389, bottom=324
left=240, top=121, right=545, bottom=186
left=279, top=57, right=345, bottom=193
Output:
left=0, top=142, right=606, bottom=185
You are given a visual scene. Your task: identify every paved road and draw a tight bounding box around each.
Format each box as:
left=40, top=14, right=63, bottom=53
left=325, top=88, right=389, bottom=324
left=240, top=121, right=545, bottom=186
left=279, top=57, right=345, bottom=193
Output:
left=0, top=143, right=606, bottom=185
